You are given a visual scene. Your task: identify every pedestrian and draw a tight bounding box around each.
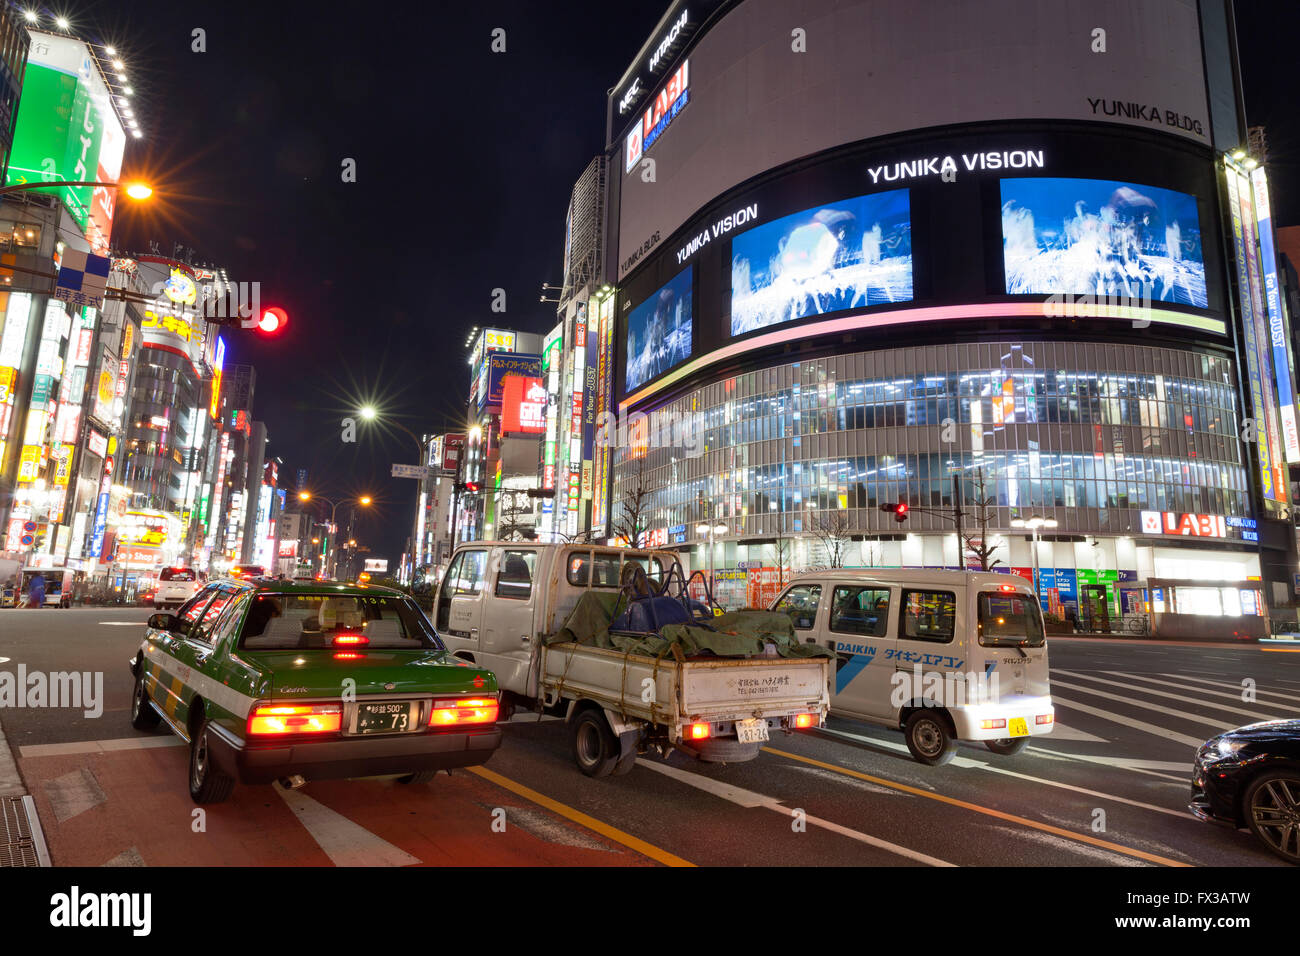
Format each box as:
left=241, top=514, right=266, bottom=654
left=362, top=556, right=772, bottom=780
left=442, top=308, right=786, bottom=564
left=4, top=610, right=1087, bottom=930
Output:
left=28, top=571, right=46, bottom=609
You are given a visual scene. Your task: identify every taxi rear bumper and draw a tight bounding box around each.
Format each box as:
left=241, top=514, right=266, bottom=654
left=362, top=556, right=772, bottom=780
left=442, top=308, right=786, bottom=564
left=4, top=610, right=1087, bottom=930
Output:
left=207, top=723, right=502, bottom=783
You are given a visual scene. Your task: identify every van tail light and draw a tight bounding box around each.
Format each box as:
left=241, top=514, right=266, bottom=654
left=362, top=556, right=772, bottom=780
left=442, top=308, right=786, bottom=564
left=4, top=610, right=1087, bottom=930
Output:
left=248, top=703, right=342, bottom=736
left=686, top=722, right=711, bottom=740
left=332, top=633, right=369, bottom=646
left=332, top=651, right=365, bottom=661
left=792, top=713, right=816, bottom=729
left=980, top=718, right=1007, bottom=730
left=429, top=698, right=498, bottom=727
left=1036, top=713, right=1054, bottom=725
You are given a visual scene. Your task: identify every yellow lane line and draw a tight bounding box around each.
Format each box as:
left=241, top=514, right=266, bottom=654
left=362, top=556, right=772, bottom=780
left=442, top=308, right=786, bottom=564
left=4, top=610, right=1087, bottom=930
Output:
left=761, top=746, right=1192, bottom=867
left=466, top=765, right=695, bottom=867
left=1261, top=647, right=1300, bottom=653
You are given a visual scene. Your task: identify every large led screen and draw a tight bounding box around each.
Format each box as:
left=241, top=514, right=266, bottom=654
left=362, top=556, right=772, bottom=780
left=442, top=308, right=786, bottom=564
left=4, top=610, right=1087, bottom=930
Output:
left=730, top=189, right=912, bottom=336
left=1000, top=177, right=1207, bottom=308
left=625, top=266, right=693, bottom=392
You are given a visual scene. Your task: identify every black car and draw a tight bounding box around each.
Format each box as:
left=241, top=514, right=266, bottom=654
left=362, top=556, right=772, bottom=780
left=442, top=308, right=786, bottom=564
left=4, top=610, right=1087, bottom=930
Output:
left=1191, top=719, right=1300, bottom=864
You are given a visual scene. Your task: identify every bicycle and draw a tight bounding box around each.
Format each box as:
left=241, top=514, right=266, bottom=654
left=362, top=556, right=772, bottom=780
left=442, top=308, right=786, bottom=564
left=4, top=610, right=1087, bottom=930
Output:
left=1124, top=614, right=1150, bottom=636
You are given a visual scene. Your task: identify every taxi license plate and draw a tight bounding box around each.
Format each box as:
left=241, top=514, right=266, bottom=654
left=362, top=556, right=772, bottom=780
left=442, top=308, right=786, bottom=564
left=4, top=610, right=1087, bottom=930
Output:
left=357, top=701, right=414, bottom=734
left=1008, top=717, right=1029, bottom=738
left=735, top=718, right=769, bottom=744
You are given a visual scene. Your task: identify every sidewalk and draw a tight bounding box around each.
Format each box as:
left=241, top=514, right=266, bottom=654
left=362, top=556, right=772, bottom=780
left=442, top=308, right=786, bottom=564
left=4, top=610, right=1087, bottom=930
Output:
left=1050, top=633, right=1297, bottom=649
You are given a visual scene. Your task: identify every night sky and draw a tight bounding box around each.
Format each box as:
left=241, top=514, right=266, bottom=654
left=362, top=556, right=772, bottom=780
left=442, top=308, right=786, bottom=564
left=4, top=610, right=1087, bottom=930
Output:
left=43, top=0, right=1300, bottom=564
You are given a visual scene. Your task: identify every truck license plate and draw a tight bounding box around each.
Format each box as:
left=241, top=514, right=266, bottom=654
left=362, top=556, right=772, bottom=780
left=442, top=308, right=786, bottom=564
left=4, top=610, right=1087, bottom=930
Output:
left=735, top=718, right=769, bottom=743
left=1008, top=717, right=1029, bottom=738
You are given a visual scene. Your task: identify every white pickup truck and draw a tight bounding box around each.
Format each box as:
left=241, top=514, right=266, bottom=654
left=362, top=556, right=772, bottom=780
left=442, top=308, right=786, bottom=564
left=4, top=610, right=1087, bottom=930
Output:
left=435, top=542, right=830, bottom=776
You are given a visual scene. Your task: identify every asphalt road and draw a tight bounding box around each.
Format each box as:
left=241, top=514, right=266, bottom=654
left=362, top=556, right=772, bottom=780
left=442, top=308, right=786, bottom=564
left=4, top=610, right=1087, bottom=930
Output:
left=1, top=607, right=1297, bottom=867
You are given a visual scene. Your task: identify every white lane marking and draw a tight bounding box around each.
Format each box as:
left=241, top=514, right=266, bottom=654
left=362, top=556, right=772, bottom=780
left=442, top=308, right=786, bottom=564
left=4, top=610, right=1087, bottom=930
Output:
left=1029, top=747, right=1190, bottom=779
left=98, top=622, right=146, bottom=626
left=21, top=736, right=186, bottom=757
left=272, top=782, right=421, bottom=867
left=1055, top=670, right=1279, bottom=722
left=817, top=725, right=1190, bottom=815
left=984, top=824, right=1149, bottom=866
left=1050, top=695, right=1204, bottom=748
left=635, top=757, right=955, bottom=867
left=1152, top=672, right=1300, bottom=705
left=1103, top=670, right=1300, bottom=707
left=1051, top=678, right=1248, bottom=730
left=1043, top=720, right=1108, bottom=743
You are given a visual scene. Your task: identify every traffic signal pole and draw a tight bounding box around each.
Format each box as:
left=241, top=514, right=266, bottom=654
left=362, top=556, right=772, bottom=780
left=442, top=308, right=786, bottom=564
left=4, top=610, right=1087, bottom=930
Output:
left=889, top=474, right=968, bottom=569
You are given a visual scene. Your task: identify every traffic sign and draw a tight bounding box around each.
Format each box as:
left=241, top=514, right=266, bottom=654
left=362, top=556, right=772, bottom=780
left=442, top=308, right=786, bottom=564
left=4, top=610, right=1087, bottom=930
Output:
left=22, top=520, right=36, bottom=533
left=391, top=463, right=432, bottom=480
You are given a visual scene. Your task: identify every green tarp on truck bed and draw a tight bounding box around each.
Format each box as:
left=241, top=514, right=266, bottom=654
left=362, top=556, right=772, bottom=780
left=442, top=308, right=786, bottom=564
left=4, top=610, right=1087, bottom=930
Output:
left=547, top=591, right=833, bottom=660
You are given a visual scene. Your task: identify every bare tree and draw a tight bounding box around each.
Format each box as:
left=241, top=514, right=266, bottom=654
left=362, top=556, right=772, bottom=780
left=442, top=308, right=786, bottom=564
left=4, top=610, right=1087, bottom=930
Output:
left=962, top=467, right=1003, bottom=571
left=810, top=510, right=852, bottom=569
left=612, top=457, right=656, bottom=547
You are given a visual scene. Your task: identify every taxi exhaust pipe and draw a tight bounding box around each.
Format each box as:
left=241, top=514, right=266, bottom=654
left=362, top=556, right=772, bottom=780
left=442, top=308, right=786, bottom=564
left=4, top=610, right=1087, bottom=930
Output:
left=279, top=774, right=307, bottom=790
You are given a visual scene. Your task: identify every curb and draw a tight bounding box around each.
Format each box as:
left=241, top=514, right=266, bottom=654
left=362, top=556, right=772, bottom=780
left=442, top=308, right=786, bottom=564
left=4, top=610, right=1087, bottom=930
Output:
left=0, top=713, right=50, bottom=866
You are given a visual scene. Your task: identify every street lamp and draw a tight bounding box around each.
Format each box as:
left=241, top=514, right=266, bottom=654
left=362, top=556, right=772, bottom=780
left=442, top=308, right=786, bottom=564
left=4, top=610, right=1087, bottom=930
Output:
left=1010, top=515, right=1058, bottom=602
left=0, top=179, right=154, bottom=199
left=696, top=522, right=728, bottom=600
left=296, top=492, right=372, bottom=579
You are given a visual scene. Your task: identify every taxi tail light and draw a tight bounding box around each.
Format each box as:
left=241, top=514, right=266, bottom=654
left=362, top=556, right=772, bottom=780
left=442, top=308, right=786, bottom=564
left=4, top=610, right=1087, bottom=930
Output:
left=980, top=718, right=1007, bottom=730
left=999, top=584, right=1016, bottom=592
left=792, top=713, right=816, bottom=729
left=1036, top=714, right=1054, bottom=725
left=331, top=632, right=369, bottom=646
left=429, top=697, right=498, bottom=727
left=686, top=722, right=710, bottom=740
left=248, top=703, right=342, bottom=736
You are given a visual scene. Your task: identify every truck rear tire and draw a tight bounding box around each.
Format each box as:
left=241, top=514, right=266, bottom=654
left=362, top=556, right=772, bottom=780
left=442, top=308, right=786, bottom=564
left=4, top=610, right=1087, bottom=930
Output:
left=904, top=710, right=957, bottom=766
left=572, top=709, right=618, bottom=778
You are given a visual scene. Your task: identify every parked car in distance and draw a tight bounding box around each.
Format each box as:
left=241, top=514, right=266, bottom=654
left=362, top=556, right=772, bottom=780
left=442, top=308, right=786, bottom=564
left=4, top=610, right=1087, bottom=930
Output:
left=155, top=566, right=202, bottom=610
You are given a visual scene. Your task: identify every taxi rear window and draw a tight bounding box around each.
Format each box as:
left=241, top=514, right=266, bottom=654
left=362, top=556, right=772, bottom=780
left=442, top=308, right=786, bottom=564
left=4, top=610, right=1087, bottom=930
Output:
left=239, top=594, right=442, bottom=651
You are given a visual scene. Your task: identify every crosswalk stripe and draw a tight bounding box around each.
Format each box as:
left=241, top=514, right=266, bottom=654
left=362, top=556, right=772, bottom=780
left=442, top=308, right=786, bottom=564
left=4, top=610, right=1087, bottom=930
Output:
left=1055, top=670, right=1278, bottom=722
left=1102, top=671, right=1299, bottom=709
left=1153, top=672, right=1300, bottom=706
left=1050, top=679, right=1252, bottom=731
left=1048, top=695, right=1204, bottom=748
left=273, top=782, right=421, bottom=867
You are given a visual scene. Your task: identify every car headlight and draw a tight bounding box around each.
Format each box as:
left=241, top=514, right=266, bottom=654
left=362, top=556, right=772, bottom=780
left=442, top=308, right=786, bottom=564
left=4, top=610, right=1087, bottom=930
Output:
left=1217, top=737, right=1248, bottom=758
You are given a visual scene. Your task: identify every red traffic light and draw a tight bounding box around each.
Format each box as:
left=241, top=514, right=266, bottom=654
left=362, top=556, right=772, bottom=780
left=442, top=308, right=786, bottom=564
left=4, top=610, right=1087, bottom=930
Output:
left=257, top=306, right=288, bottom=334
left=880, top=500, right=909, bottom=522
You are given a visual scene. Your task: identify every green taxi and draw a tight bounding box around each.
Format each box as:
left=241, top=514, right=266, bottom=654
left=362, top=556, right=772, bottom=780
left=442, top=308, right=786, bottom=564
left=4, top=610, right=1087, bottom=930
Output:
left=128, top=579, right=502, bottom=803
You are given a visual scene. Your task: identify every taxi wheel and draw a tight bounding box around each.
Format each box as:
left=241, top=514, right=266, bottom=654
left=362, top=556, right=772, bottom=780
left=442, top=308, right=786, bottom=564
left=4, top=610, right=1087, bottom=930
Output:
left=572, top=709, right=618, bottom=778
left=129, top=669, right=160, bottom=730
left=904, top=710, right=957, bottom=766
left=397, top=770, right=438, bottom=785
left=189, top=718, right=234, bottom=804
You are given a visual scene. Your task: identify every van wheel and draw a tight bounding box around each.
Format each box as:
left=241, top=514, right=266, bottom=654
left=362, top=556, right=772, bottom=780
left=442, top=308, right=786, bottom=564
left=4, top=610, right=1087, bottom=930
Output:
left=904, top=710, right=957, bottom=766
left=572, top=709, right=618, bottom=778
left=985, top=737, right=1030, bottom=755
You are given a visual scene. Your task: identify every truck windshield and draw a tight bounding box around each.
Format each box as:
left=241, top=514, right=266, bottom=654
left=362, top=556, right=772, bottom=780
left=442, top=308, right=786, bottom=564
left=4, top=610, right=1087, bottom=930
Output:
left=238, top=593, right=443, bottom=650
left=978, top=592, right=1046, bottom=647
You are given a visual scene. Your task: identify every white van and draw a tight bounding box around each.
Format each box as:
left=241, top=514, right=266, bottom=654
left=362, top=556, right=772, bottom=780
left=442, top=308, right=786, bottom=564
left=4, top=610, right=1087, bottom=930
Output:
left=771, top=570, right=1054, bottom=765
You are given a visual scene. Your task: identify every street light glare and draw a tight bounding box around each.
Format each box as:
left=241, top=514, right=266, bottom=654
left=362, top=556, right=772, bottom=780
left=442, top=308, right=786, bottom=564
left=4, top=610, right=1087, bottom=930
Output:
left=359, top=406, right=377, bottom=420
left=359, top=496, right=373, bottom=506
left=298, top=491, right=311, bottom=501
left=124, top=182, right=153, bottom=200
